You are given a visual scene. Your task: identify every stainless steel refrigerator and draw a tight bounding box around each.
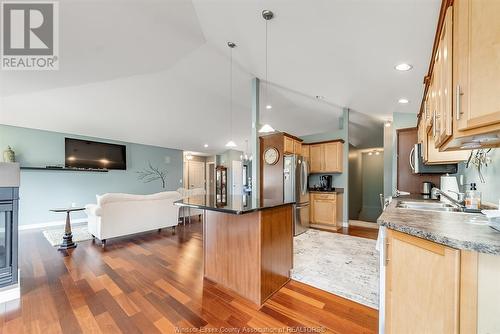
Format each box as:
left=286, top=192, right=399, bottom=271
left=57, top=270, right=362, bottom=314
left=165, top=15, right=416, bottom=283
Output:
left=284, top=155, right=309, bottom=236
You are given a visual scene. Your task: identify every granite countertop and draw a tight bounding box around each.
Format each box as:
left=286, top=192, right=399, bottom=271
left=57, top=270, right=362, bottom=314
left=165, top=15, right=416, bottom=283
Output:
left=378, top=196, right=500, bottom=255
left=308, top=188, right=344, bottom=193
left=175, top=195, right=294, bottom=215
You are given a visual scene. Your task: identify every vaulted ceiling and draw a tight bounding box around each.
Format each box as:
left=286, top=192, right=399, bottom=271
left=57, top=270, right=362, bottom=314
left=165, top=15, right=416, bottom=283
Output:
left=0, top=0, right=440, bottom=153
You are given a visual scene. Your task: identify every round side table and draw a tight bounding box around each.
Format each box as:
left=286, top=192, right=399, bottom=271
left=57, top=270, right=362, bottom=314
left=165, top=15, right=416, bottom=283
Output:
left=50, top=207, right=85, bottom=251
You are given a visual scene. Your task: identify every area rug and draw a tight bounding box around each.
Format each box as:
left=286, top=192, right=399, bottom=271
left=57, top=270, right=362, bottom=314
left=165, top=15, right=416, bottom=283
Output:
left=292, top=229, right=379, bottom=309
left=42, top=225, right=93, bottom=247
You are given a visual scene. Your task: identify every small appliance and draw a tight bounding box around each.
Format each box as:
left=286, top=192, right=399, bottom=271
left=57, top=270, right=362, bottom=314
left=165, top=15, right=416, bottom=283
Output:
left=440, top=174, right=460, bottom=204
left=411, top=144, right=458, bottom=174
left=284, top=155, right=309, bottom=236
left=319, top=175, right=333, bottom=191
left=422, top=181, right=433, bottom=196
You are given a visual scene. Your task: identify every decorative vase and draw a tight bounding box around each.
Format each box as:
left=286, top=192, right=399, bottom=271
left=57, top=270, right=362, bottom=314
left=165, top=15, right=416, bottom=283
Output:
left=3, top=146, right=15, bottom=162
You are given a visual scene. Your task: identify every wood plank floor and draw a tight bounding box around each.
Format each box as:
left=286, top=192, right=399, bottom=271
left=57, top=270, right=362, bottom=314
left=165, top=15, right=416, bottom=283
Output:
left=0, top=221, right=378, bottom=333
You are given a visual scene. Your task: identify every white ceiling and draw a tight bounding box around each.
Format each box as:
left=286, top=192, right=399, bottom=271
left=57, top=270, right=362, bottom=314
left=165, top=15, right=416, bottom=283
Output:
left=0, top=0, right=440, bottom=153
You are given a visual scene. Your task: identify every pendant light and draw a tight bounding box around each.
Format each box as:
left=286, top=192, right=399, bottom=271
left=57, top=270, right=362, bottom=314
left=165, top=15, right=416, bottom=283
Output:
left=259, top=10, right=276, bottom=133
left=225, top=42, right=237, bottom=148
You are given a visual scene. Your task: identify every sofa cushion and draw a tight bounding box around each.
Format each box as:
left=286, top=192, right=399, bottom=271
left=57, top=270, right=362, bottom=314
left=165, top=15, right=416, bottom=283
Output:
left=96, top=191, right=182, bottom=206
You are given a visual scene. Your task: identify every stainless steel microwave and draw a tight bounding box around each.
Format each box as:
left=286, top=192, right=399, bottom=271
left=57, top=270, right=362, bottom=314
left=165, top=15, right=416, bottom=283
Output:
left=410, top=144, right=458, bottom=174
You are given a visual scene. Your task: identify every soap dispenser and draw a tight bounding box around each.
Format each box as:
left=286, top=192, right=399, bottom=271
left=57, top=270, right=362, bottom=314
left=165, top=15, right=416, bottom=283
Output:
left=465, top=183, right=482, bottom=210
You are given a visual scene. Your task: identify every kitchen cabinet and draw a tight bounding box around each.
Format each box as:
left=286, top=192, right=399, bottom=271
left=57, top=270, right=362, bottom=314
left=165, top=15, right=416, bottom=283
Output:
left=453, top=0, right=500, bottom=132
left=310, top=192, right=342, bottom=230
left=385, top=229, right=460, bottom=334
left=418, top=0, right=500, bottom=151
left=283, top=135, right=302, bottom=155
left=433, top=7, right=453, bottom=148
left=301, top=144, right=309, bottom=159
left=309, top=141, right=343, bottom=173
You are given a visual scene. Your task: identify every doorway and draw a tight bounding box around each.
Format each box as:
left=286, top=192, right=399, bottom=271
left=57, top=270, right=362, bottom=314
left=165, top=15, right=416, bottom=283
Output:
left=231, top=160, right=243, bottom=196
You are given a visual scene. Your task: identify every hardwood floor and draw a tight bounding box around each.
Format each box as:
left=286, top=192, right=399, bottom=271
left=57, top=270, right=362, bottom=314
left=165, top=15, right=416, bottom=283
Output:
left=0, top=221, right=378, bottom=333
left=341, top=226, right=379, bottom=240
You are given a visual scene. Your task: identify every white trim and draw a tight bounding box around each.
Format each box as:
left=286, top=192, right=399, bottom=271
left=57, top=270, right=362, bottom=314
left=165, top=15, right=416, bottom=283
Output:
left=0, top=271, right=20, bottom=303
left=18, top=218, right=88, bottom=231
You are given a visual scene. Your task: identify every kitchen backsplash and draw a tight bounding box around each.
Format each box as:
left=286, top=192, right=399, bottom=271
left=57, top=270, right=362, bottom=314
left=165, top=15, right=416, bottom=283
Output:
left=456, top=149, right=499, bottom=206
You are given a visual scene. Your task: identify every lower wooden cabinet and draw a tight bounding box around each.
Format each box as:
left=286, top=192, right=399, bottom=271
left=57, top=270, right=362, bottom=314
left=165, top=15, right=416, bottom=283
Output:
left=310, top=193, right=343, bottom=230
left=385, top=230, right=460, bottom=334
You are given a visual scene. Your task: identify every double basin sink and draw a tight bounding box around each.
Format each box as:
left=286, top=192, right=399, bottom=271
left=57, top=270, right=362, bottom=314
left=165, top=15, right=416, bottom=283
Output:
left=396, top=200, right=463, bottom=212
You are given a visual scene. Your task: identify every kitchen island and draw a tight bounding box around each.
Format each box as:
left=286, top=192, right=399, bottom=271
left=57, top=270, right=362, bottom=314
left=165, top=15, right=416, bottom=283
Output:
left=176, top=195, right=294, bottom=307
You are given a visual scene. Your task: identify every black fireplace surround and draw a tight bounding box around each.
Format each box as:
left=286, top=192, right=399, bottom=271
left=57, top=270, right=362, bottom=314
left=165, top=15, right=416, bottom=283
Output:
left=0, top=187, right=18, bottom=288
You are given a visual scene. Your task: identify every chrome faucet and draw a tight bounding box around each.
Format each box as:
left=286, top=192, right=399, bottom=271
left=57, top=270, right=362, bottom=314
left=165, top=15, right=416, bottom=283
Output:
left=431, top=187, right=465, bottom=209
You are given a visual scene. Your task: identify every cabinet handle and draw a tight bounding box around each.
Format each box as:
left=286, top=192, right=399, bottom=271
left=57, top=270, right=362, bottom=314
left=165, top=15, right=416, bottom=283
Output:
left=386, top=241, right=390, bottom=265
left=433, top=112, right=436, bottom=137
left=456, top=84, right=462, bottom=120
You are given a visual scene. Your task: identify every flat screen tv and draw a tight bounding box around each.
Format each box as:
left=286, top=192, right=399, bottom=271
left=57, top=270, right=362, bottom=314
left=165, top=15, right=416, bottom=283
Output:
left=65, top=138, right=126, bottom=170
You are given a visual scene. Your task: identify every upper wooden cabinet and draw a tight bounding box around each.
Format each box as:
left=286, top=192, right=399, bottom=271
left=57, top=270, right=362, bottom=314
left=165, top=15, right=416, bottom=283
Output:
left=419, top=0, right=500, bottom=151
left=309, top=141, right=343, bottom=173
left=283, top=135, right=302, bottom=155
left=454, top=0, right=500, bottom=131
left=301, top=144, right=310, bottom=159
left=433, top=7, right=453, bottom=148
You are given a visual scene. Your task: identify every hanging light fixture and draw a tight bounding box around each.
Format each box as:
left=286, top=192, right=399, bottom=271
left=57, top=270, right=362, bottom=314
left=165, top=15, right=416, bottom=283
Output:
left=259, top=10, right=276, bottom=133
left=240, top=139, right=251, bottom=162
left=225, top=42, right=237, bottom=148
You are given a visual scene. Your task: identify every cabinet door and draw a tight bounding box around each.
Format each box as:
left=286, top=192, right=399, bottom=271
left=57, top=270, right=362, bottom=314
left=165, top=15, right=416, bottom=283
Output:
left=301, top=144, right=310, bottom=159
left=435, top=7, right=453, bottom=147
left=311, top=197, right=336, bottom=225
left=284, top=137, right=294, bottom=154
left=294, top=140, right=302, bottom=155
left=324, top=142, right=342, bottom=173
left=386, top=230, right=460, bottom=334
left=455, top=0, right=500, bottom=130
left=309, top=144, right=323, bottom=173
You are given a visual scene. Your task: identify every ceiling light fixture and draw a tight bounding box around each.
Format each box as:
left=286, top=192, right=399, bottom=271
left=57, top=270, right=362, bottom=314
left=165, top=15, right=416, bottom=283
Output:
left=384, top=121, right=392, bottom=127
left=398, top=98, right=409, bottom=104
left=204, top=144, right=208, bottom=148
left=368, top=152, right=373, bottom=156
left=186, top=153, right=193, bottom=160
left=259, top=10, right=276, bottom=134
left=225, top=42, right=237, bottom=148
left=395, top=63, right=413, bottom=71
left=375, top=151, right=380, bottom=155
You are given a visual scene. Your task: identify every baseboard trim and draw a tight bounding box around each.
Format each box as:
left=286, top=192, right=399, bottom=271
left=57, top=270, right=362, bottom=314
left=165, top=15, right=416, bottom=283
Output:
left=349, top=220, right=379, bottom=229
left=19, top=218, right=88, bottom=231
left=0, top=271, right=20, bottom=303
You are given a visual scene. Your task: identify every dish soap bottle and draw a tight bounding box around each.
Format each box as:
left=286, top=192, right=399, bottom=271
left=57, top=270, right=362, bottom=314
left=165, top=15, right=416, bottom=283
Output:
left=465, top=183, right=481, bottom=210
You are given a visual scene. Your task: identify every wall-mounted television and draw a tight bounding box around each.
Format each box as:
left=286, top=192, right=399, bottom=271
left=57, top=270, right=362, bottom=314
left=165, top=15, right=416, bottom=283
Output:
left=65, top=138, right=126, bottom=170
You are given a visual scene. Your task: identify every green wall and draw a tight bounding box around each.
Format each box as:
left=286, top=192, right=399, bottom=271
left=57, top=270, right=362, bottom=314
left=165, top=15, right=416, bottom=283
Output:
left=0, top=125, right=183, bottom=227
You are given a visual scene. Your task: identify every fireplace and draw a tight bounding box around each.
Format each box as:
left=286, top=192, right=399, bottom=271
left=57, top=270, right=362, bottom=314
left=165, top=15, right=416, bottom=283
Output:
left=0, top=187, right=18, bottom=288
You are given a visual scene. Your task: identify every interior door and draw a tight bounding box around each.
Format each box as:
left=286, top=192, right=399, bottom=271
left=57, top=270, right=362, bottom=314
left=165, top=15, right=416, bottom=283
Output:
left=187, top=161, right=205, bottom=189
left=231, top=160, right=243, bottom=195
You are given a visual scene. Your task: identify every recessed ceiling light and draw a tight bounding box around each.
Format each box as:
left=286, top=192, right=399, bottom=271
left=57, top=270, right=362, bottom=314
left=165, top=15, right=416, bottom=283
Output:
left=395, top=63, right=413, bottom=71
left=368, top=152, right=373, bottom=156
left=204, top=144, right=208, bottom=148
left=266, top=104, right=272, bottom=110
left=375, top=151, right=380, bottom=155
left=384, top=121, right=392, bottom=127
left=398, top=98, right=409, bottom=104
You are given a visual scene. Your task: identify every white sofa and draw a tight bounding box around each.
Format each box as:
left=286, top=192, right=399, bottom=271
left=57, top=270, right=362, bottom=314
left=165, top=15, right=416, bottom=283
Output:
left=85, top=191, right=182, bottom=247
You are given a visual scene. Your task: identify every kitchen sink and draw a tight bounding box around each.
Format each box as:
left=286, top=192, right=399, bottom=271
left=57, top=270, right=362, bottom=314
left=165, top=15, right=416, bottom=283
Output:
left=396, top=200, right=463, bottom=212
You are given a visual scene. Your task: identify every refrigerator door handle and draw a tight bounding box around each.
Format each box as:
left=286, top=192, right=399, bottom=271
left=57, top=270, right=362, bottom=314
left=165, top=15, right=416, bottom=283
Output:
left=296, top=203, right=310, bottom=209
left=301, top=160, right=308, bottom=195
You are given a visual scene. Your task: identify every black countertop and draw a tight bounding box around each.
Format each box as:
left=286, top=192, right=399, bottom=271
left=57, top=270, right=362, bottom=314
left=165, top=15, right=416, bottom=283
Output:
left=175, top=195, right=294, bottom=215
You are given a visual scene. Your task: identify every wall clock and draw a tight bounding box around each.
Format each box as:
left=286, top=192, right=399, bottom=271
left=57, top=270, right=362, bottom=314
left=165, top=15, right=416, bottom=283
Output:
left=264, top=147, right=279, bottom=165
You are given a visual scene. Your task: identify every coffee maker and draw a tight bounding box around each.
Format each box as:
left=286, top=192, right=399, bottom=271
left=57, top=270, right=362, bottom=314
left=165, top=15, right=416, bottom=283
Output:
left=319, top=175, right=333, bottom=191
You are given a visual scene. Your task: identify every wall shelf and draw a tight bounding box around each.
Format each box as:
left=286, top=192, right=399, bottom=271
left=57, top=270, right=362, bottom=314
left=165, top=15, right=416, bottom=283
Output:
left=20, top=166, right=109, bottom=173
